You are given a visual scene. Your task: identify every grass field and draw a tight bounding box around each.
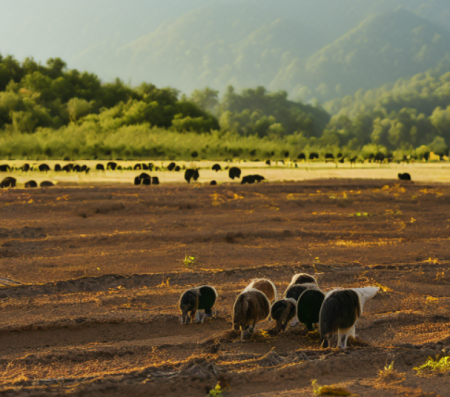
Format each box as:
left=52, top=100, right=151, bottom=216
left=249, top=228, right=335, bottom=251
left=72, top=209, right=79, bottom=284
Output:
left=1, top=160, right=450, bottom=186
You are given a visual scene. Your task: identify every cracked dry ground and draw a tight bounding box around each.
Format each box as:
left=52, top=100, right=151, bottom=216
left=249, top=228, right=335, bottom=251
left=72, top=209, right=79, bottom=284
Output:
left=0, top=179, right=449, bottom=396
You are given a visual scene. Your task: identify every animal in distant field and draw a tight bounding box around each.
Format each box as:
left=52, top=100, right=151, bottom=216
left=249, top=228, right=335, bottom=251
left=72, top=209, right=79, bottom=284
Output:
left=20, top=163, right=31, bottom=172
left=72, top=165, right=81, bottom=172
left=297, top=153, right=306, bottom=160
left=142, top=177, right=151, bottom=185
left=54, top=164, right=61, bottom=172
left=167, top=162, right=176, bottom=171
left=398, top=173, right=411, bottom=181
left=212, top=164, right=221, bottom=172
left=184, top=169, right=199, bottom=183
left=179, top=285, right=218, bottom=324
left=270, top=298, right=296, bottom=334
left=241, top=174, right=265, bottom=184
left=175, top=165, right=181, bottom=171
left=38, top=164, right=50, bottom=172
left=134, top=176, right=141, bottom=185
left=297, top=287, right=325, bottom=331
left=152, top=177, right=160, bottom=185
left=0, top=165, right=11, bottom=172
left=320, top=287, right=379, bottom=349
left=0, top=177, right=16, bottom=188
left=96, top=164, right=105, bottom=171
left=107, top=162, right=117, bottom=170
left=134, top=164, right=142, bottom=170
left=139, top=173, right=150, bottom=180
left=286, top=273, right=317, bottom=291
left=228, top=167, right=241, bottom=180
left=232, top=288, right=270, bottom=340
left=246, top=278, right=277, bottom=302
left=40, top=181, right=54, bottom=187
left=63, top=164, right=73, bottom=172
left=25, top=180, right=38, bottom=188
left=265, top=160, right=271, bottom=165
left=210, top=180, right=217, bottom=185
left=80, top=165, right=87, bottom=172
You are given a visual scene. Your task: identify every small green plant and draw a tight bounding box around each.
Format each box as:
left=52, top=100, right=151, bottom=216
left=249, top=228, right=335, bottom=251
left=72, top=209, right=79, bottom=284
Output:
left=209, top=383, right=223, bottom=396
left=183, top=255, right=196, bottom=268
left=414, top=356, right=450, bottom=375
left=378, top=361, right=405, bottom=383
left=349, top=212, right=372, bottom=218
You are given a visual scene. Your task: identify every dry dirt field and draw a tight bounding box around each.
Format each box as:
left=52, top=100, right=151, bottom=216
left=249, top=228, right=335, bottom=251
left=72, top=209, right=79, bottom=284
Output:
left=0, top=178, right=450, bottom=396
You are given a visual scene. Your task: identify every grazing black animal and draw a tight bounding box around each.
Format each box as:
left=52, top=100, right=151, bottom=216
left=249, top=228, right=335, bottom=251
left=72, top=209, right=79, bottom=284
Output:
left=107, top=162, right=117, bottom=170
left=233, top=288, right=271, bottom=340
left=152, top=177, right=160, bottom=185
left=148, top=163, right=154, bottom=171
left=325, top=154, right=334, bottom=163
left=39, top=164, right=50, bottom=172
left=297, top=153, right=306, bottom=160
left=63, top=164, right=73, bottom=172
left=21, top=163, right=31, bottom=172
left=184, top=169, right=199, bottom=183
left=54, top=164, right=61, bottom=172
left=228, top=167, right=241, bottom=180
left=210, top=180, right=217, bottom=186
left=142, top=177, right=151, bottom=185
left=0, top=177, right=16, bottom=188
left=117, top=166, right=122, bottom=170
left=320, top=287, right=378, bottom=349
left=134, top=164, right=142, bottom=170
left=139, top=173, right=150, bottom=180
left=309, top=153, right=319, bottom=160
left=85, top=167, right=90, bottom=174
left=142, top=164, right=149, bottom=170
left=96, top=164, right=105, bottom=171
left=398, top=173, right=411, bottom=181
left=40, top=181, right=54, bottom=187
left=285, top=284, right=316, bottom=302
left=241, top=174, right=265, bottom=184
left=0, top=165, right=11, bottom=172
left=265, top=160, right=271, bottom=166
left=72, top=165, right=81, bottom=172
left=175, top=165, right=181, bottom=171
left=25, top=180, right=38, bottom=188
left=167, top=162, right=176, bottom=171
left=134, top=176, right=141, bottom=185
left=80, top=165, right=87, bottom=172
left=179, top=285, right=218, bottom=324
left=297, top=288, right=325, bottom=331
left=270, top=298, right=297, bottom=334
left=212, top=164, right=222, bottom=172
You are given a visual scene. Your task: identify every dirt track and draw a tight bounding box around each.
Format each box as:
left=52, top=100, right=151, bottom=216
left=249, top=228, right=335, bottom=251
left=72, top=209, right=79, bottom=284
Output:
left=0, top=179, right=450, bottom=396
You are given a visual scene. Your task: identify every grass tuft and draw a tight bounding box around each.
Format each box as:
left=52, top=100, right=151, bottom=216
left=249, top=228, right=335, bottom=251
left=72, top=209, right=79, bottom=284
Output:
left=377, top=361, right=405, bottom=383
left=414, top=356, right=450, bottom=375
left=312, top=379, right=352, bottom=396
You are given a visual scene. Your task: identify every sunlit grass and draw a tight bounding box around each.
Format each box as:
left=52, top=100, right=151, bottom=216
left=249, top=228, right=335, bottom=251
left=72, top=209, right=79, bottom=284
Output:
left=414, top=356, right=450, bottom=375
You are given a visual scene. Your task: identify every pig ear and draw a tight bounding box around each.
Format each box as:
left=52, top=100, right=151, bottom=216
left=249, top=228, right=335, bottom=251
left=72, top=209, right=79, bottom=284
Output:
left=353, top=287, right=379, bottom=308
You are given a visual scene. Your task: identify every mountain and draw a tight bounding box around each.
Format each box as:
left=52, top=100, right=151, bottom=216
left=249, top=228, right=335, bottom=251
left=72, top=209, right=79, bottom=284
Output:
left=277, top=8, right=450, bottom=102
left=1, top=0, right=450, bottom=100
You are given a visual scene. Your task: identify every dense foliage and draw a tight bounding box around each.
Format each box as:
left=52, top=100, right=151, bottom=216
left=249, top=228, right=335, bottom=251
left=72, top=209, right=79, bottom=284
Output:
left=1, top=49, right=450, bottom=160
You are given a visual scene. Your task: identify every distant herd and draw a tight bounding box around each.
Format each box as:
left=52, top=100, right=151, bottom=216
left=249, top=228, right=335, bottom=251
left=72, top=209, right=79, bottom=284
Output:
left=179, top=273, right=379, bottom=349
left=0, top=161, right=413, bottom=188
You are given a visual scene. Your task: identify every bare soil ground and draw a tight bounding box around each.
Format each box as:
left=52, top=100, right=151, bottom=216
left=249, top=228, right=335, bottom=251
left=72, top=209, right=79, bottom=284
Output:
left=0, top=179, right=449, bottom=396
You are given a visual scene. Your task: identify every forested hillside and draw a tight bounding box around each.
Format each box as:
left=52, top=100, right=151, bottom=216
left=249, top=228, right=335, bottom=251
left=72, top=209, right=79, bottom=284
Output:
left=3, top=0, right=449, bottom=100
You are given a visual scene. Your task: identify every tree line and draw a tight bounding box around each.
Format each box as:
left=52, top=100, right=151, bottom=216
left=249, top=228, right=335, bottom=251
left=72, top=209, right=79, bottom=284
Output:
left=0, top=53, right=449, bottom=160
